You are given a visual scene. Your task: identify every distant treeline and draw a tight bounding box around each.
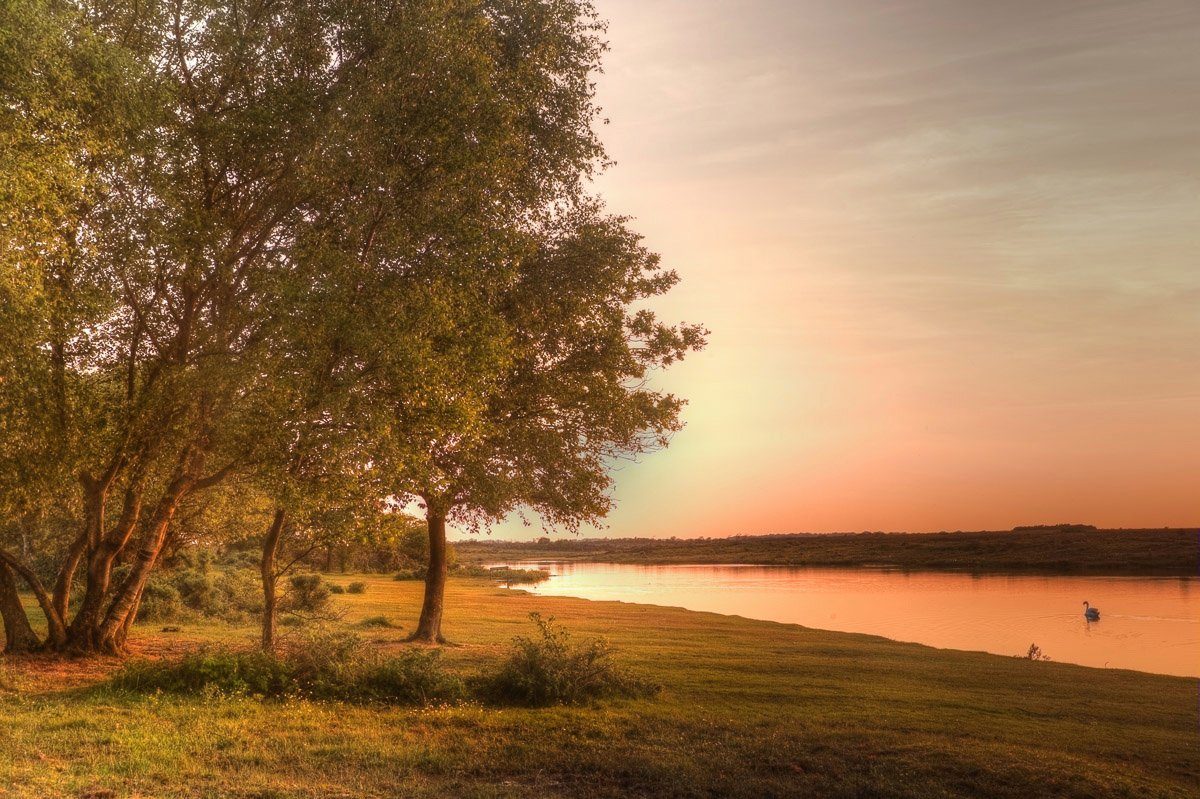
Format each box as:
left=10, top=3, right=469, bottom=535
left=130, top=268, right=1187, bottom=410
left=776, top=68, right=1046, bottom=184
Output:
left=455, top=527, right=1199, bottom=577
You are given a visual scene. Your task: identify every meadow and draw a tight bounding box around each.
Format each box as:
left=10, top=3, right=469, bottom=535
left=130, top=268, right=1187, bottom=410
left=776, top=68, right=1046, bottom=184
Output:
left=1, top=573, right=1197, bottom=799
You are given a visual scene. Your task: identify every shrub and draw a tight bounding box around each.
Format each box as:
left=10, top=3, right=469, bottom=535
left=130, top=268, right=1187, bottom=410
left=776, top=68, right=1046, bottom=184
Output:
left=136, top=567, right=263, bottom=624
left=110, top=631, right=463, bottom=705
left=477, top=613, right=659, bottom=706
left=346, top=582, right=367, bottom=594
left=357, top=650, right=464, bottom=704
left=487, top=567, right=551, bottom=585
left=284, top=574, right=330, bottom=613
left=356, top=615, right=397, bottom=629
left=111, top=648, right=293, bottom=697
left=328, top=584, right=346, bottom=594
left=137, top=575, right=188, bottom=622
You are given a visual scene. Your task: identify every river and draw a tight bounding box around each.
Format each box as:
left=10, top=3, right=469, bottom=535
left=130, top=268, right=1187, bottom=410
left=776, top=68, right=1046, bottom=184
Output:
left=492, top=562, right=1200, bottom=678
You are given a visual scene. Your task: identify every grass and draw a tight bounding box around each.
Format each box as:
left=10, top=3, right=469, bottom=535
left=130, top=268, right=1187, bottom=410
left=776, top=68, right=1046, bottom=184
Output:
left=457, top=526, right=1200, bottom=576
left=1, top=573, right=1197, bottom=798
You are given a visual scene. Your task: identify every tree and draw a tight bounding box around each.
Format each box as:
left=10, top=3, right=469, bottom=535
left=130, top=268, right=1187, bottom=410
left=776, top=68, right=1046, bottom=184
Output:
left=0, top=0, right=615, bottom=655
left=395, top=205, right=706, bottom=642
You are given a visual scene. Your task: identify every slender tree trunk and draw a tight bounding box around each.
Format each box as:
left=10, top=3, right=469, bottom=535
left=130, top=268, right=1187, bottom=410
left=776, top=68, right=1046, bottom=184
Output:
left=260, top=509, right=286, bottom=652
left=410, top=511, right=448, bottom=643
left=0, top=549, right=67, bottom=650
left=52, top=530, right=88, bottom=622
left=0, top=562, right=39, bottom=654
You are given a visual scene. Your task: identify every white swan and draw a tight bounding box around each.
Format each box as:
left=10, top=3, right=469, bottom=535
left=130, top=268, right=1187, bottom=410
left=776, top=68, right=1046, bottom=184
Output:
left=1083, top=601, right=1100, bottom=620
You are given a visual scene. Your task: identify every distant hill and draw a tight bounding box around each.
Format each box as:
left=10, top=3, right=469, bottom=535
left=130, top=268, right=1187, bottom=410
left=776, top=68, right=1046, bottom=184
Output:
left=455, top=527, right=1199, bottom=576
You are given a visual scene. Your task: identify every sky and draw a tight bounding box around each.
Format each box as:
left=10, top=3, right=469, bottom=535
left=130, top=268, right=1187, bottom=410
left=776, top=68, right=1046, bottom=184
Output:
left=480, top=0, right=1200, bottom=540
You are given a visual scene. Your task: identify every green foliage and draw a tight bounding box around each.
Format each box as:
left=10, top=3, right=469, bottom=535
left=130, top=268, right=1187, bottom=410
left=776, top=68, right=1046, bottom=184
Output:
left=477, top=613, right=659, bottom=706
left=110, top=632, right=463, bottom=705
left=1, top=0, right=628, bottom=654
left=283, top=575, right=330, bottom=614
left=113, top=648, right=295, bottom=698
left=137, top=568, right=263, bottom=624
left=355, top=616, right=398, bottom=629
left=450, top=565, right=550, bottom=584
left=346, top=582, right=367, bottom=595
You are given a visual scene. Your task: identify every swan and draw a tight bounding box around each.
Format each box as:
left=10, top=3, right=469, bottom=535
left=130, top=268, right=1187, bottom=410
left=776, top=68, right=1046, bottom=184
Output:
left=1083, top=601, right=1100, bottom=620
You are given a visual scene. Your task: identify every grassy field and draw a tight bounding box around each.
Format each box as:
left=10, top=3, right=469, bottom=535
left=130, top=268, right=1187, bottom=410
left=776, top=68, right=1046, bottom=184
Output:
left=456, top=527, right=1200, bottom=576
left=1, top=573, right=1197, bottom=799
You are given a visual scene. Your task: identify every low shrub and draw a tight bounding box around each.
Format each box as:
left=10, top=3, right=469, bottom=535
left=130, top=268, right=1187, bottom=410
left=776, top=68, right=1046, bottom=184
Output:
left=476, top=613, right=659, bottom=706
left=137, top=576, right=187, bottom=622
left=284, top=574, right=330, bottom=613
left=137, top=566, right=263, bottom=623
left=328, top=584, right=346, bottom=594
left=112, top=648, right=293, bottom=697
left=487, top=567, right=551, bottom=585
left=346, top=582, right=367, bottom=594
left=110, top=631, right=464, bottom=705
left=355, top=650, right=464, bottom=704
left=356, top=615, right=398, bottom=629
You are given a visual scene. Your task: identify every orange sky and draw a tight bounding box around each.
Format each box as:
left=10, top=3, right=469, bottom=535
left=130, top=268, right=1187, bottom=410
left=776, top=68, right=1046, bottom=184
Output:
left=483, top=0, right=1200, bottom=539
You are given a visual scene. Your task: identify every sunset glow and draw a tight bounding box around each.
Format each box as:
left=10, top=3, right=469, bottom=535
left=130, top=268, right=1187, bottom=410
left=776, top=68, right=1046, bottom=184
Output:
left=494, top=0, right=1200, bottom=538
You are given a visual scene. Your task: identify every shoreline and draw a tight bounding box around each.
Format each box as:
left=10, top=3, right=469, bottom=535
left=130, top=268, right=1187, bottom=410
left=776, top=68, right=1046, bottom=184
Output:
left=457, top=526, right=1200, bottom=577
left=3, top=575, right=1196, bottom=797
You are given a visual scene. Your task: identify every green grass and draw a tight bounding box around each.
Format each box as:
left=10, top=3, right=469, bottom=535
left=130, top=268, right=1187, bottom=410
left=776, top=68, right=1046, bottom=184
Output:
left=2, top=573, right=1197, bottom=798
left=457, top=526, right=1200, bottom=576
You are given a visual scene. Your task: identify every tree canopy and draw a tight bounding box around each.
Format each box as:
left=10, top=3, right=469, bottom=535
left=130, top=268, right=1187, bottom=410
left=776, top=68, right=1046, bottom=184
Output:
left=0, top=0, right=702, bottom=654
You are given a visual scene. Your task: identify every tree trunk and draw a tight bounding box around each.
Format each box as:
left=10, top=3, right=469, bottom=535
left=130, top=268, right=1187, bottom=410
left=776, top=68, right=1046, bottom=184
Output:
left=0, top=562, right=39, bottom=654
left=260, top=509, right=286, bottom=652
left=82, top=477, right=188, bottom=654
left=410, top=511, right=448, bottom=643
left=52, top=530, right=88, bottom=622
left=0, top=548, right=67, bottom=650
left=67, top=488, right=143, bottom=649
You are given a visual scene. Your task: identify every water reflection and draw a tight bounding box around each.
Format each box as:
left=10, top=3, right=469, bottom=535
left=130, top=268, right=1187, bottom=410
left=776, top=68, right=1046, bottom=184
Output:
left=493, top=562, right=1200, bottom=678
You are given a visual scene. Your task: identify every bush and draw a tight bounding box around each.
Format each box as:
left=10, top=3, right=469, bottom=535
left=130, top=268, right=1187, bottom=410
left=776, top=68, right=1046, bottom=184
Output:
left=136, top=566, right=263, bottom=624
left=446, top=565, right=550, bottom=584
left=346, top=582, right=367, bottom=594
left=284, top=574, right=330, bottom=613
left=357, top=649, right=463, bottom=704
left=137, top=575, right=187, bottom=622
left=328, top=584, right=346, bottom=594
left=477, top=613, right=659, bottom=706
left=356, top=615, right=397, bottom=629
left=110, top=631, right=464, bottom=705
left=112, top=648, right=294, bottom=697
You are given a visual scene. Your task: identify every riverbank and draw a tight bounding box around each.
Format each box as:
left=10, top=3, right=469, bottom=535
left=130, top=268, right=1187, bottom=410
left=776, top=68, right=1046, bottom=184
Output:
left=456, top=527, right=1199, bottom=576
left=2, top=574, right=1197, bottom=798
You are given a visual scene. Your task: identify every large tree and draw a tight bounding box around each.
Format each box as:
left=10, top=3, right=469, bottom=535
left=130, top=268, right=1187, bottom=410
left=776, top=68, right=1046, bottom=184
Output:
left=392, top=205, right=706, bottom=642
left=0, top=0, right=614, bottom=654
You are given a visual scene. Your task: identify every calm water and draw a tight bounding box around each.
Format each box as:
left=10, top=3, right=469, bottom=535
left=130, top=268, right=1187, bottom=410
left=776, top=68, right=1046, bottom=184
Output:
left=494, top=562, right=1200, bottom=678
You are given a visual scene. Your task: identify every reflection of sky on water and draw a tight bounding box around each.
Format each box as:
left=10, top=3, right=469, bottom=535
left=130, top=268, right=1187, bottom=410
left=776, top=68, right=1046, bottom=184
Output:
left=492, top=562, right=1200, bottom=677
